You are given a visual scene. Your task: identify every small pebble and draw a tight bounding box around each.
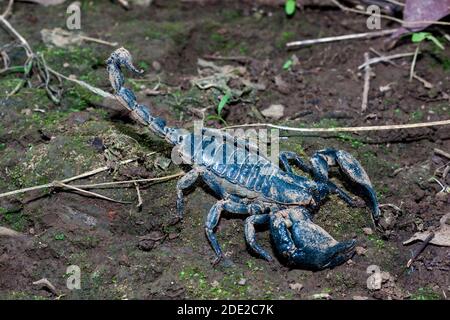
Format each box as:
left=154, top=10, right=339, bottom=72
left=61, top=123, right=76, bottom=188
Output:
left=289, top=283, right=303, bottom=292
left=355, top=246, right=367, bottom=256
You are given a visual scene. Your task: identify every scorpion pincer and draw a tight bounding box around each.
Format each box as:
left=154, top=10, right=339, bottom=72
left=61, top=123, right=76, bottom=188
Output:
left=106, top=47, right=381, bottom=270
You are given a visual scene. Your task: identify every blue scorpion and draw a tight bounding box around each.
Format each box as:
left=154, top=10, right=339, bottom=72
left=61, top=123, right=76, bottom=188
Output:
left=106, top=48, right=381, bottom=270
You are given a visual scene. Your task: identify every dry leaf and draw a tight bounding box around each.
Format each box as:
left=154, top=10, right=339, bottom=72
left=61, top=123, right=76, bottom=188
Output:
left=403, top=213, right=450, bottom=247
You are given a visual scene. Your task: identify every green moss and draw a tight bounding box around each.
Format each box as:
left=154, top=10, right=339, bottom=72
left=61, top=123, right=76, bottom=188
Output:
left=0, top=207, right=27, bottom=232
left=337, top=133, right=365, bottom=149
left=3, top=292, right=48, bottom=300
left=367, top=234, right=385, bottom=249
left=410, top=110, right=424, bottom=121
left=410, top=287, right=441, bottom=300
left=179, top=266, right=249, bottom=299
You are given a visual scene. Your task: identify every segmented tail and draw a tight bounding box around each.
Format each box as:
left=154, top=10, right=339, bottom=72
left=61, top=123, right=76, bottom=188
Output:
left=106, top=48, right=178, bottom=145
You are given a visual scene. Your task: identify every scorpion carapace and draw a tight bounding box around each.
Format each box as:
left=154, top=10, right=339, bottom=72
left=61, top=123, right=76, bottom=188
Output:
left=106, top=47, right=381, bottom=270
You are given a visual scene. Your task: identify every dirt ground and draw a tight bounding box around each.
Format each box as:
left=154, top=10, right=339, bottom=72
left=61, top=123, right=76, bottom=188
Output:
left=0, top=1, right=449, bottom=300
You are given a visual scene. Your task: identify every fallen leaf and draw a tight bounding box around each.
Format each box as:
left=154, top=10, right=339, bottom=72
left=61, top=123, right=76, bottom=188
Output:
left=391, top=0, right=450, bottom=39
left=403, top=213, right=450, bottom=246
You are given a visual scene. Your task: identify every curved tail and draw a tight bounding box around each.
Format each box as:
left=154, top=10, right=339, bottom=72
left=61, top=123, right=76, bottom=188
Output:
left=106, top=48, right=178, bottom=145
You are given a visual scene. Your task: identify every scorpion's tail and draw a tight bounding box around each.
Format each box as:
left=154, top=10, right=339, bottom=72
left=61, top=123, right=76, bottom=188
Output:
left=106, top=47, right=178, bottom=144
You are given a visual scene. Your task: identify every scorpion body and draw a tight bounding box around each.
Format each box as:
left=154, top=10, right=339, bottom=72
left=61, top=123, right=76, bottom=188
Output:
left=106, top=48, right=380, bottom=270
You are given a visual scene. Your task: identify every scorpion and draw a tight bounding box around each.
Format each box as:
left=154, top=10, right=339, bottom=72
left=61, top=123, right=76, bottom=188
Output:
left=106, top=48, right=381, bottom=270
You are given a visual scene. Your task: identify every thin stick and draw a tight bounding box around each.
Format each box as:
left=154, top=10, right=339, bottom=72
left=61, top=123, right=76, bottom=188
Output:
left=412, top=73, right=433, bottom=89
left=286, top=29, right=397, bottom=48
left=331, top=0, right=450, bottom=27
left=0, top=16, right=32, bottom=55
left=358, top=52, right=415, bottom=70
left=70, top=172, right=185, bottom=189
left=385, top=0, right=404, bottom=6
left=406, top=232, right=435, bottom=268
left=134, top=182, right=143, bottom=208
left=79, top=35, right=118, bottom=47
left=434, top=148, right=450, bottom=159
left=222, top=119, right=450, bottom=133
left=0, top=158, right=136, bottom=199
left=54, top=181, right=130, bottom=204
left=362, top=52, right=371, bottom=112
left=1, top=0, right=13, bottom=18
left=369, top=48, right=400, bottom=67
left=409, top=45, right=420, bottom=82
left=47, top=66, right=113, bottom=98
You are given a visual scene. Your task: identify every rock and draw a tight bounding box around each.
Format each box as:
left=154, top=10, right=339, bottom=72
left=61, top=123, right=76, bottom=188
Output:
left=211, top=280, right=219, bottom=287
left=380, top=211, right=397, bottom=230
left=353, top=295, right=369, bottom=300
left=152, top=60, right=162, bottom=72
left=238, top=278, right=247, bottom=286
left=355, top=246, right=367, bottom=256
left=154, top=156, right=171, bottom=170
left=261, top=104, right=285, bottom=120
left=363, top=227, right=374, bottom=235
left=274, top=76, right=289, bottom=94
left=289, top=283, right=303, bottom=292
left=138, top=231, right=165, bottom=251
left=138, top=238, right=155, bottom=251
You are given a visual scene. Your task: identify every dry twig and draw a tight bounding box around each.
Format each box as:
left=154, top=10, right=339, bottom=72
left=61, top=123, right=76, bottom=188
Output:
left=406, top=232, right=435, bottom=268
left=362, top=52, right=371, bottom=112
left=286, top=29, right=397, bottom=48
left=0, top=158, right=136, bottom=199
left=434, top=148, right=450, bottom=159
left=358, top=52, right=415, bottom=70
left=222, top=119, right=450, bottom=133
left=409, top=45, right=420, bottom=82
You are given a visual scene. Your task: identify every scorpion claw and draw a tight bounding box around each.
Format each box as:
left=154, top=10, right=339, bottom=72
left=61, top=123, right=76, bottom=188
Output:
left=270, top=209, right=356, bottom=270
left=312, top=149, right=381, bottom=223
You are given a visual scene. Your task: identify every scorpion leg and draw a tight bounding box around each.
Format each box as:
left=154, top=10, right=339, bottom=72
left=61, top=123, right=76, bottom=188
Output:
left=279, top=151, right=312, bottom=174
left=270, top=208, right=356, bottom=270
left=176, top=168, right=200, bottom=219
left=205, top=199, right=248, bottom=265
left=244, top=214, right=272, bottom=261
left=310, top=148, right=380, bottom=221
left=280, top=151, right=355, bottom=206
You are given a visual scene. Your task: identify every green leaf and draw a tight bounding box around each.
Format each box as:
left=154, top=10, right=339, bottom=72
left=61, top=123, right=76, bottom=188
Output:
left=217, top=91, right=231, bottom=116
left=412, top=32, right=444, bottom=50
left=285, top=0, right=296, bottom=16
left=55, top=233, right=65, bottom=241
left=412, top=32, right=429, bottom=43
left=283, top=58, right=293, bottom=70
left=426, top=34, right=445, bottom=50
left=206, top=114, right=228, bottom=126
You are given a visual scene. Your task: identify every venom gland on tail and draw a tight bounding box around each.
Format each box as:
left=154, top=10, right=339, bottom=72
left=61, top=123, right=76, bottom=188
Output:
left=106, top=47, right=381, bottom=270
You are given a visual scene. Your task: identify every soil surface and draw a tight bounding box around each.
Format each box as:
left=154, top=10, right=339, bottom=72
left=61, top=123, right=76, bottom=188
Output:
left=0, top=1, right=449, bottom=300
